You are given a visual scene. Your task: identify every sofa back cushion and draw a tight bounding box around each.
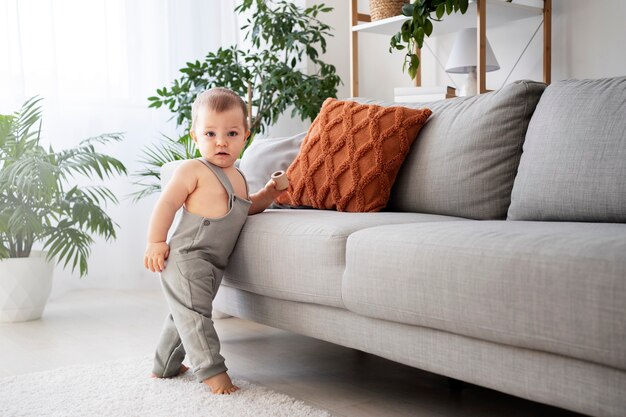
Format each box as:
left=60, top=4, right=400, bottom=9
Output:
left=508, top=76, right=626, bottom=222
left=358, top=80, right=546, bottom=219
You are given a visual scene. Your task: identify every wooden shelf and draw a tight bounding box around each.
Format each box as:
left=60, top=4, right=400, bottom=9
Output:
left=349, top=0, right=551, bottom=97
left=352, top=15, right=408, bottom=36
left=353, top=0, right=543, bottom=36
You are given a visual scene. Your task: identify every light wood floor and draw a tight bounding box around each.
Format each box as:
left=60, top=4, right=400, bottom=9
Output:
left=0, top=289, right=583, bottom=417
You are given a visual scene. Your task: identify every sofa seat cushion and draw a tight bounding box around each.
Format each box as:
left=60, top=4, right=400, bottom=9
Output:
left=343, top=221, right=626, bottom=369
left=223, top=210, right=465, bottom=308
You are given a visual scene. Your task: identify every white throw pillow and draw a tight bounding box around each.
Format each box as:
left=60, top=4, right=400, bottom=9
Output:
left=239, top=132, right=307, bottom=195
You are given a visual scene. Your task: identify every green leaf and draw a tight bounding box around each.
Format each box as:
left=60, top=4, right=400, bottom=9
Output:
left=416, top=26, right=425, bottom=47
left=459, top=0, right=469, bottom=14
left=401, top=20, right=411, bottom=42
left=436, top=4, right=445, bottom=19
left=424, top=18, right=434, bottom=36
left=44, top=225, right=93, bottom=277
left=408, top=53, right=420, bottom=80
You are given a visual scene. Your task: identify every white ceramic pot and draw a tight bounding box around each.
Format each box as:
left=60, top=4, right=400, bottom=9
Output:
left=0, top=251, right=54, bottom=322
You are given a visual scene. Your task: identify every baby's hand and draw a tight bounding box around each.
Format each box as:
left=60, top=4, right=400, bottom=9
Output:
left=144, top=242, right=170, bottom=273
left=263, top=179, right=288, bottom=201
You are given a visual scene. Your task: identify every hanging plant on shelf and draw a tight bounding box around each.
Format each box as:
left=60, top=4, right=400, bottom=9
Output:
left=389, top=0, right=469, bottom=80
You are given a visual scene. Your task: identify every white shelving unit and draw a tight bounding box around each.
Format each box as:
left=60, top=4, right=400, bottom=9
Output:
left=349, top=0, right=551, bottom=96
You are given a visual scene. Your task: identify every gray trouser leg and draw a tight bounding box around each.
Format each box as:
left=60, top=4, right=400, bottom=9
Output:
left=152, top=314, right=186, bottom=377
left=154, top=257, right=227, bottom=383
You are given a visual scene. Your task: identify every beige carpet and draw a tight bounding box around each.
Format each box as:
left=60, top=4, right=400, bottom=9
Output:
left=0, top=356, right=332, bottom=417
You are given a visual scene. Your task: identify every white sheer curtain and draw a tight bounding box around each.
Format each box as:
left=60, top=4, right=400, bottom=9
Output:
left=0, top=0, right=239, bottom=295
left=1, top=0, right=238, bottom=109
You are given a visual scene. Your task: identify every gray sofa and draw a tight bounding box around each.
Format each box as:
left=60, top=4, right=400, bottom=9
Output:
left=170, top=77, right=626, bottom=416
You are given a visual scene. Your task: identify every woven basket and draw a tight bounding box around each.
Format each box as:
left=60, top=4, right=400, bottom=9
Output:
left=369, top=0, right=408, bottom=21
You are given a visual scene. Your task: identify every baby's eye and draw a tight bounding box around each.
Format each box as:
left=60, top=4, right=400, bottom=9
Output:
left=206, top=131, right=216, bottom=137
left=227, top=131, right=239, bottom=137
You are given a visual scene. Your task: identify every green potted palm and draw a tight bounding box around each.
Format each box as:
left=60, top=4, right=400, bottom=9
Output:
left=0, top=97, right=127, bottom=322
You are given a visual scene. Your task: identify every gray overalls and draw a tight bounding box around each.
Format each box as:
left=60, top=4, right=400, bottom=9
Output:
left=152, top=158, right=251, bottom=382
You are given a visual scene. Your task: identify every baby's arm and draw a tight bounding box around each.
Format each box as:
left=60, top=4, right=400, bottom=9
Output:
left=248, top=179, right=286, bottom=215
left=144, top=161, right=197, bottom=272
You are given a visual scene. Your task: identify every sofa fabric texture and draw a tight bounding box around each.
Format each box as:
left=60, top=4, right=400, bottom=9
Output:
left=223, top=209, right=464, bottom=309
left=276, top=98, right=432, bottom=212
left=355, top=80, right=546, bottom=219
left=215, top=285, right=626, bottom=417
left=508, top=76, right=626, bottom=222
left=342, top=221, right=626, bottom=369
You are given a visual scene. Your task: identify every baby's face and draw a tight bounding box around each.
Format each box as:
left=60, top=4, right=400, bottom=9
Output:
left=191, top=106, right=249, bottom=168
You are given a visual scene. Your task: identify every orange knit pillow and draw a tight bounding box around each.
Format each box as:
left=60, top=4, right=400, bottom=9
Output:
left=275, top=98, right=432, bottom=212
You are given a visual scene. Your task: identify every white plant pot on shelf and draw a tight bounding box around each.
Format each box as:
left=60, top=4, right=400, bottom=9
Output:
left=0, top=251, right=54, bottom=322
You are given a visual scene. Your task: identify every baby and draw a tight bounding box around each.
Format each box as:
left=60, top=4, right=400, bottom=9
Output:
left=144, top=87, right=285, bottom=394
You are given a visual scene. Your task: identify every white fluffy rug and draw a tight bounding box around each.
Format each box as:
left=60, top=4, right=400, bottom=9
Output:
left=0, top=356, right=332, bottom=417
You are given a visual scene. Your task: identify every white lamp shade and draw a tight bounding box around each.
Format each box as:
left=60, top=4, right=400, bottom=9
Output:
left=445, top=27, right=500, bottom=74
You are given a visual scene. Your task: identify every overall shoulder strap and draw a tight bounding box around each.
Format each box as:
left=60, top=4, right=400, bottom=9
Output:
left=195, top=158, right=234, bottom=196
left=235, top=166, right=250, bottom=197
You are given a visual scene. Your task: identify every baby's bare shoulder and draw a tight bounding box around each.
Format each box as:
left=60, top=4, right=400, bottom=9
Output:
left=174, top=159, right=203, bottom=174
left=168, top=160, right=204, bottom=191
left=186, top=161, right=224, bottom=191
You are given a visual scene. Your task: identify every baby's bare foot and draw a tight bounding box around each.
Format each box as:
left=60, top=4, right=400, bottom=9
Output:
left=150, top=364, right=189, bottom=378
left=203, top=371, right=240, bottom=394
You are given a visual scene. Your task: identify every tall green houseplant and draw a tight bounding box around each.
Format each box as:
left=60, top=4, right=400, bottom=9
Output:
left=133, top=0, right=342, bottom=200
left=389, top=0, right=469, bottom=79
left=0, top=97, right=127, bottom=276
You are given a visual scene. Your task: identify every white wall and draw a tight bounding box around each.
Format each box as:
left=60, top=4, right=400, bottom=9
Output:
left=311, top=0, right=626, bottom=101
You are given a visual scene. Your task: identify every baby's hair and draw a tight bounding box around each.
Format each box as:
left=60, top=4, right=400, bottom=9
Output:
left=191, top=87, right=249, bottom=130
